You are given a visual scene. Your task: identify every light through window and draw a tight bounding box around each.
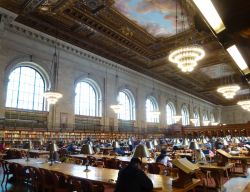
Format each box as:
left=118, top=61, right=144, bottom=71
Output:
left=146, top=97, right=159, bottom=123
left=117, top=90, right=135, bottom=120
left=193, top=111, right=200, bottom=126
left=166, top=102, right=176, bottom=125
left=6, top=66, right=46, bottom=111
left=75, top=80, right=101, bottom=116
left=181, top=106, right=189, bottom=126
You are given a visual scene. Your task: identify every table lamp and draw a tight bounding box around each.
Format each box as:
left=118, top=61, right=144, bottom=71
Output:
left=81, top=144, right=95, bottom=172
left=153, top=139, right=158, bottom=146
left=112, top=141, right=120, bottom=148
left=133, top=144, right=150, bottom=161
left=26, top=140, right=33, bottom=162
left=189, top=140, right=200, bottom=162
left=223, top=138, right=229, bottom=146
left=146, top=141, right=154, bottom=150
left=182, top=138, right=190, bottom=147
left=48, top=142, right=58, bottom=166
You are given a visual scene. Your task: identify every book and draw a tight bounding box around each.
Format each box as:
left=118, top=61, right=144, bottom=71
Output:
left=172, top=158, right=199, bottom=174
left=216, top=149, right=232, bottom=158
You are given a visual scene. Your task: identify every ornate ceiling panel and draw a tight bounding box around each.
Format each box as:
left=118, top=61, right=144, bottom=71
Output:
left=0, top=0, right=249, bottom=105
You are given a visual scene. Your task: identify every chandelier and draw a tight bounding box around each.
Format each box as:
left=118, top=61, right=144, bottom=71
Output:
left=169, top=45, right=205, bottom=72
left=237, top=100, right=250, bottom=111
left=190, top=118, right=198, bottom=125
left=44, top=42, right=63, bottom=105
left=173, top=115, right=182, bottom=122
left=217, top=84, right=240, bottom=99
left=150, top=111, right=161, bottom=117
left=110, top=104, right=123, bottom=114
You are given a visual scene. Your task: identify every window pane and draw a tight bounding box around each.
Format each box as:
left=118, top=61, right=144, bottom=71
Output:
left=166, top=103, right=175, bottom=125
left=75, top=81, right=99, bottom=116
left=117, top=90, right=134, bottom=120
left=193, top=112, right=200, bottom=126
left=146, top=98, right=159, bottom=123
left=6, top=66, right=45, bottom=111
left=181, top=106, right=189, bottom=126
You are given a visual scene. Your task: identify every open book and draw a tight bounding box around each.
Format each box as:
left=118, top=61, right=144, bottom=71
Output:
left=172, top=158, right=199, bottom=174
left=216, top=149, right=232, bottom=158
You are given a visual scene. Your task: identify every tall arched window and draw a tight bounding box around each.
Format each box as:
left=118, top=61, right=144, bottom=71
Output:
left=193, top=111, right=200, bottom=126
left=210, top=113, right=215, bottom=123
left=75, top=79, right=102, bottom=116
left=203, top=112, right=209, bottom=125
left=166, top=102, right=176, bottom=125
left=117, top=89, right=135, bottom=120
left=6, top=66, right=46, bottom=111
left=181, top=105, right=189, bottom=126
left=146, top=97, right=159, bottom=123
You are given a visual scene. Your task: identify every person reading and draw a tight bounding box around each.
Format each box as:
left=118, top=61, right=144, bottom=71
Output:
left=115, top=157, right=153, bottom=192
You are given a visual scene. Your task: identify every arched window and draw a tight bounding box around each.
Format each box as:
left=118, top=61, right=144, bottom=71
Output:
left=75, top=79, right=102, bottom=116
left=146, top=97, right=159, bottom=123
left=193, top=111, right=200, bottom=126
left=6, top=66, right=46, bottom=111
left=166, top=102, right=176, bottom=125
left=117, top=89, right=135, bottom=120
left=203, top=112, right=209, bottom=125
left=210, top=113, right=215, bottom=123
left=181, top=105, right=189, bottom=126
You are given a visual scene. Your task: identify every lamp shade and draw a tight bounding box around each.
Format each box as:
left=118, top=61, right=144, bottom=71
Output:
left=48, top=142, right=58, bottom=152
left=128, top=139, right=133, bottom=146
left=201, top=138, right=207, bottom=144
left=112, top=141, right=120, bottom=148
left=133, top=144, right=150, bottom=159
left=222, top=138, right=228, bottom=146
left=182, top=138, right=190, bottom=146
left=233, top=137, right=240, bottom=144
left=81, top=144, right=95, bottom=155
left=189, top=141, right=200, bottom=150
left=153, top=139, right=158, bottom=146
left=146, top=141, right=154, bottom=149
left=27, top=141, right=33, bottom=150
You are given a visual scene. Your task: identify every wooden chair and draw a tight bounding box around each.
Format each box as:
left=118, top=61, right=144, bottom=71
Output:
left=39, top=168, right=57, bottom=192
left=25, top=166, right=43, bottom=192
left=148, top=163, right=161, bottom=174
left=164, top=167, right=179, bottom=178
left=1, top=161, right=12, bottom=186
left=50, top=171, right=69, bottom=192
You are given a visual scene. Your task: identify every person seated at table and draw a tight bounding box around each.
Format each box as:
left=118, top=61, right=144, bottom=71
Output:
left=66, top=143, right=76, bottom=153
left=115, top=157, right=153, bottom=192
left=113, top=147, right=125, bottom=156
left=156, top=148, right=172, bottom=167
left=0, top=138, right=5, bottom=152
left=195, top=149, right=206, bottom=162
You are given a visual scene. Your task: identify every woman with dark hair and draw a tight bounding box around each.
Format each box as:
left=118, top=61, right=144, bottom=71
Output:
left=156, top=148, right=172, bottom=167
left=115, top=158, right=153, bottom=192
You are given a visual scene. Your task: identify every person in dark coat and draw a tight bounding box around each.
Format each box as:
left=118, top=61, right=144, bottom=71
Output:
left=115, top=158, right=153, bottom=192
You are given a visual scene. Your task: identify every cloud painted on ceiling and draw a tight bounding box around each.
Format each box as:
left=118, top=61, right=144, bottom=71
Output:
left=114, top=0, right=188, bottom=37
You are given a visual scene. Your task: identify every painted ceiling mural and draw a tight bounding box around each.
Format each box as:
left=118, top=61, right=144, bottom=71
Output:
left=114, top=0, right=189, bottom=37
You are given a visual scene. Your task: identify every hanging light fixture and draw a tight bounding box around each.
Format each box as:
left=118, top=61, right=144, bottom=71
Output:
left=190, top=118, right=198, bottom=125
left=44, top=41, right=63, bottom=105
left=217, top=84, right=240, bottom=99
left=237, top=89, right=250, bottom=112
left=237, top=100, right=250, bottom=111
left=168, top=0, right=205, bottom=73
left=169, top=45, right=205, bottom=72
left=173, top=115, right=182, bottom=122
left=217, top=64, right=240, bottom=99
left=110, top=71, right=123, bottom=114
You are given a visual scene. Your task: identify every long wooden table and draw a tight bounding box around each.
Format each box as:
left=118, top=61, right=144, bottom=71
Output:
left=7, top=158, right=201, bottom=192
left=70, top=154, right=156, bottom=164
left=7, top=148, right=50, bottom=158
left=198, top=162, right=234, bottom=192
